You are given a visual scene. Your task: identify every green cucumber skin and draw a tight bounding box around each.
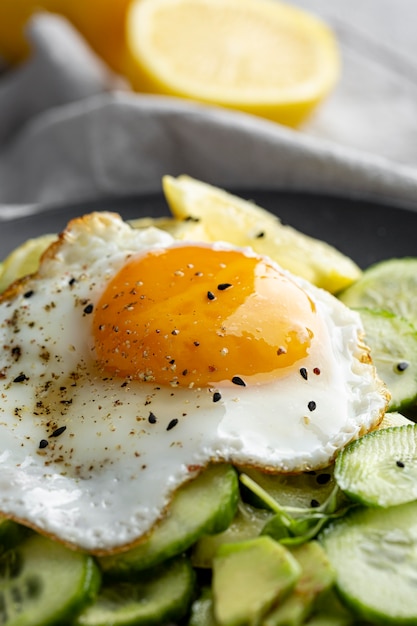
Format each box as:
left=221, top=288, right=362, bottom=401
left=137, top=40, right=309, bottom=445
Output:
left=356, top=308, right=417, bottom=412
left=338, top=258, right=417, bottom=328
left=75, top=557, right=196, bottom=626
left=99, top=464, right=239, bottom=577
left=335, top=424, right=417, bottom=508
left=0, top=534, right=101, bottom=626
left=320, top=501, right=417, bottom=625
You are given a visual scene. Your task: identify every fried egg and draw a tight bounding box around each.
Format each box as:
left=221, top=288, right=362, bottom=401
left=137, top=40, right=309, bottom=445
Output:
left=0, top=213, right=388, bottom=553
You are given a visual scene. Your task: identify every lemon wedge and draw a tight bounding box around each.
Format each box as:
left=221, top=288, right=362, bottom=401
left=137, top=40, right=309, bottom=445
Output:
left=162, top=175, right=361, bottom=293
left=0, top=234, right=56, bottom=294
left=125, top=0, right=340, bottom=127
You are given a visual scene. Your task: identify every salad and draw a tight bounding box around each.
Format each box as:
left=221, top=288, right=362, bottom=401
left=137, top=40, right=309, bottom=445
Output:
left=0, top=176, right=417, bottom=626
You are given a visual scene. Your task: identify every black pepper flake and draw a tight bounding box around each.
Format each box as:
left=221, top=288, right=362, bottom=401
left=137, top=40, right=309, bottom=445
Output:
left=207, top=291, right=216, bottom=301
left=213, top=391, right=222, bottom=403
left=310, top=499, right=320, bottom=508
left=194, top=341, right=200, bottom=347
left=13, top=373, right=29, bottom=383
left=396, top=460, right=405, bottom=468
left=255, top=231, right=265, bottom=239
left=231, top=376, right=246, bottom=387
left=83, top=303, right=94, bottom=315
left=184, top=215, right=200, bottom=222
left=166, top=418, right=179, bottom=431
left=148, top=412, right=157, bottom=424
left=316, top=473, right=331, bottom=485
left=308, top=401, right=317, bottom=412
left=39, top=439, right=48, bottom=449
left=50, top=426, right=67, bottom=438
left=23, top=290, right=34, bottom=299
left=313, top=367, right=321, bottom=375
left=396, top=361, right=409, bottom=372
left=217, top=283, right=232, bottom=291
left=169, top=359, right=175, bottom=365
left=182, top=369, right=188, bottom=376
left=300, top=367, right=308, bottom=380
left=69, top=278, right=77, bottom=286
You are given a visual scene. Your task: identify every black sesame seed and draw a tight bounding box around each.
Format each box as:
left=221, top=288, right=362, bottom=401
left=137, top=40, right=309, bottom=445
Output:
left=396, top=361, right=409, bottom=372
left=182, top=369, right=188, bottom=376
left=23, top=290, right=34, bottom=299
left=166, top=418, right=179, bottom=431
left=308, top=401, right=317, bottom=412
left=148, top=412, right=157, bottom=424
left=69, top=278, right=77, bottom=286
left=39, top=440, right=48, bottom=449
left=310, top=499, right=320, bottom=508
left=316, top=473, right=331, bottom=485
left=396, top=460, right=405, bottom=468
left=217, top=283, right=232, bottom=291
left=213, top=391, right=222, bottom=403
left=207, top=291, right=216, bottom=301
left=300, top=367, right=308, bottom=380
left=194, top=341, right=200, bottom=347
left=83, top=304, right=94, bottom=315
left=231, top=376, right=246, bottom=387
left=51, top=426, right=67, bottom=438
left=13, top=374, right=28, bottom=383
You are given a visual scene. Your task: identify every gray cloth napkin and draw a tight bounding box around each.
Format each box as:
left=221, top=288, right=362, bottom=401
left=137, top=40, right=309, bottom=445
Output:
left=1, top=8, right=417, bottom=223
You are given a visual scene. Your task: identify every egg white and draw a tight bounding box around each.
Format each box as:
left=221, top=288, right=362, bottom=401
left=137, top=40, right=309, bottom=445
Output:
left=0, top=212, right=388, bottom=552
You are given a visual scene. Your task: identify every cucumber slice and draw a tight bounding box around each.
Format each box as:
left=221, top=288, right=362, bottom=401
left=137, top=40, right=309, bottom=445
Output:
left=99, top=464, right=238, bottom=576
left=0, top=533, right=100, bottom=626
left=338, top=258, right=417, bottom=328
left=320, top=500, right=417, bottom=624
left=356, top=309, right=417, bottom=411
left=335, top=424, right=417, bottom=507
left=75, top=556, right=195, bottom=626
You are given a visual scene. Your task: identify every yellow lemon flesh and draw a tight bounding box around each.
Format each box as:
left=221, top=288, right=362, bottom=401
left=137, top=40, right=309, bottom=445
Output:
left=162, top=175, right=361, bottom=294
left=125, top=0, right=340, bottom=127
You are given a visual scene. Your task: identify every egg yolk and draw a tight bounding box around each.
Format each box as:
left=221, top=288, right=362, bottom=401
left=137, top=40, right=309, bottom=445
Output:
left=93, top=245, right=318, bottom=387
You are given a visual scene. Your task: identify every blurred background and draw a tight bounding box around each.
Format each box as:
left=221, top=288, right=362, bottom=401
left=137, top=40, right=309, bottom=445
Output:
left=1, top=0, right=417, bottom=168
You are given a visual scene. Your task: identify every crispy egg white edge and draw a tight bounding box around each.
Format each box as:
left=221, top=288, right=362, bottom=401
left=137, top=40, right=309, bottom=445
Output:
left=0, top=212, right=389, bottom=552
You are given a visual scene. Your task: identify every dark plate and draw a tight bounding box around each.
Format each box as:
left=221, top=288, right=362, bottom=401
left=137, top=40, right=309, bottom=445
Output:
left=1, top=189, right=417, bottom=267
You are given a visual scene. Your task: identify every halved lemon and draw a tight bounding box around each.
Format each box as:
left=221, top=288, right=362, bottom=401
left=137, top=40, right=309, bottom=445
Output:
left=125, top=0, right=340, bottom=126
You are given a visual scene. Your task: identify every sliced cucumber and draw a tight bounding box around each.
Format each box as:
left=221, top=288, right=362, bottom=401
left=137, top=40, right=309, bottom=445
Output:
left=320, top=500, right=417, bottom=624
left=99, top=464, right=238, bottom=576
left=356, top=308, right=417, bottom=411
left=0, top=533, right=100, bottom=626
left=75, top=556, right=195, bottom=626
left=335, top=423, right=417, bottom=507
left=338, top=258, right=417, bottom=328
